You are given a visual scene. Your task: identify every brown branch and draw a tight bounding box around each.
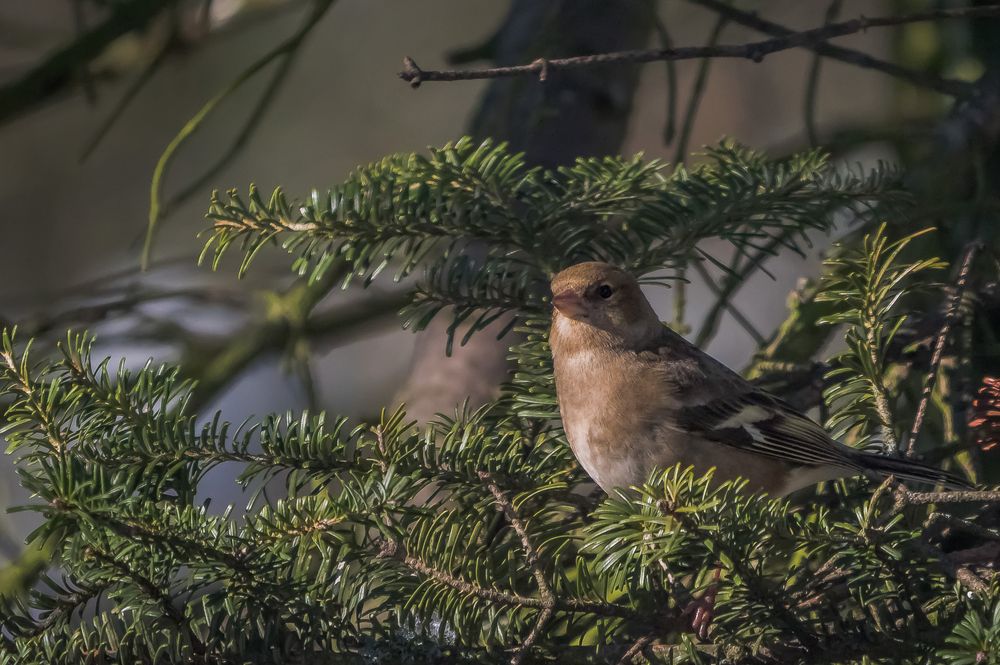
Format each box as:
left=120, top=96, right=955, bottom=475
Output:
left=925, top=512, right=1000, bottom=543
left=905, top=242, right=980, bottom=457
left=890, top=484, right=997, bottom=595
left=688, top=0, right=974, bottom=98
left=479, top=471, right=554, bottom=665
left=398, top=5, right=1000, bottom=91
left=947, top=542, right=1000, bottom=566
left=913, top=538, right=989, bottom=594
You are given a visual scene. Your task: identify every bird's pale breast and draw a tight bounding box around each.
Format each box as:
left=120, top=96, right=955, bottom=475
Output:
left=554, top=341, right=672, bottom=491
left=552, top=326, right=804, bottom=494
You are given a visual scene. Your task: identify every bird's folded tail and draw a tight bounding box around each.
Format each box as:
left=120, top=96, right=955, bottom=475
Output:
left=849, top=451, right=972, bottom=490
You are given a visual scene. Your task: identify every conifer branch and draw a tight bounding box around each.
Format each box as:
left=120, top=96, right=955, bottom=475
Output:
left=385, top=542, right=635, bottom=620
left=5, top=132, right=999, bottom=661
left=479, top=471, right=556, bottom=664
left=656, top=498, right=820, bottom=652
left=86, top=546, right=207, bottom=658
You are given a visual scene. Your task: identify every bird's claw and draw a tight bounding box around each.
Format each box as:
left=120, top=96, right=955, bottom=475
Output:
left=682, top=584, right=718, bottom=640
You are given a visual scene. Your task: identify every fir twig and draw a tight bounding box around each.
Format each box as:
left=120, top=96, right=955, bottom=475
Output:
left=385, top=543, right=635, bottom=619
left=924, top=512, right=1000, bottom=542
left=479, top=471, right=555, bottom=665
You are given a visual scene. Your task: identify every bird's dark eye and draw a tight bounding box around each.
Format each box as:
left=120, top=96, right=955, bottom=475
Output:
left=597, top=284, right=614, bottom=299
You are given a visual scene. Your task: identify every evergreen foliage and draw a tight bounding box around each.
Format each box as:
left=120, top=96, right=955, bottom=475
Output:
left=2, top=139, right=998, bottom=664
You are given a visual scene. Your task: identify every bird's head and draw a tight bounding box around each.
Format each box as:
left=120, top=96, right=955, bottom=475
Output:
left=549, top=262, right=660, bottom=343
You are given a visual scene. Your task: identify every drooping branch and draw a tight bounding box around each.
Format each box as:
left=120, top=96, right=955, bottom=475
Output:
left=398, top=5, right=1000, bottom=92
left=144, top=0, right=337, bottom=267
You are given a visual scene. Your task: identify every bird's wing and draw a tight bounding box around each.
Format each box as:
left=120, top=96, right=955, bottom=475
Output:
left=674, top=390, right=857, bottom=470
left=645, top=326, right=856, bottom=471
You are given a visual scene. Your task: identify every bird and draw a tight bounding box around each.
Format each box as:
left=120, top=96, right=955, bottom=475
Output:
left=548, top=261, right=970, bottom=497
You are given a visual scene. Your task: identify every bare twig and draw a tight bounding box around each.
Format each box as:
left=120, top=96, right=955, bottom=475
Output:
left=688, top=0, right=975, bottom=98
left=71, top=0, right=98, bottom=105
left=0, top=0, right=179, bottom=124
left=398, top=5, right=1000, bottom=90
left=905, top=242, right=980, bottom=457
left=793, top=560, right=851, bottom=611
left=889, top=483, right=999, bottom=594
left=904, top=489, right=1000, bottom=505
left=925, top=512, right=1000, bottom=542
left=947, top=542, right=1000, bottom=566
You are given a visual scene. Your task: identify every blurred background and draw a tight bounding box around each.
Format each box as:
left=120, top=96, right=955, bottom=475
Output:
left=0, top=0, right=988, bottom=576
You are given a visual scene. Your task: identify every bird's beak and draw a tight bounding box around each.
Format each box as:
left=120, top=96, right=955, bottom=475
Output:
left=552, top=290, right=587, bottom=319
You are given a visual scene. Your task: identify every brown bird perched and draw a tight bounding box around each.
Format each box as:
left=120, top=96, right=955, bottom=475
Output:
left=549, top=261, right=969, bottom=496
